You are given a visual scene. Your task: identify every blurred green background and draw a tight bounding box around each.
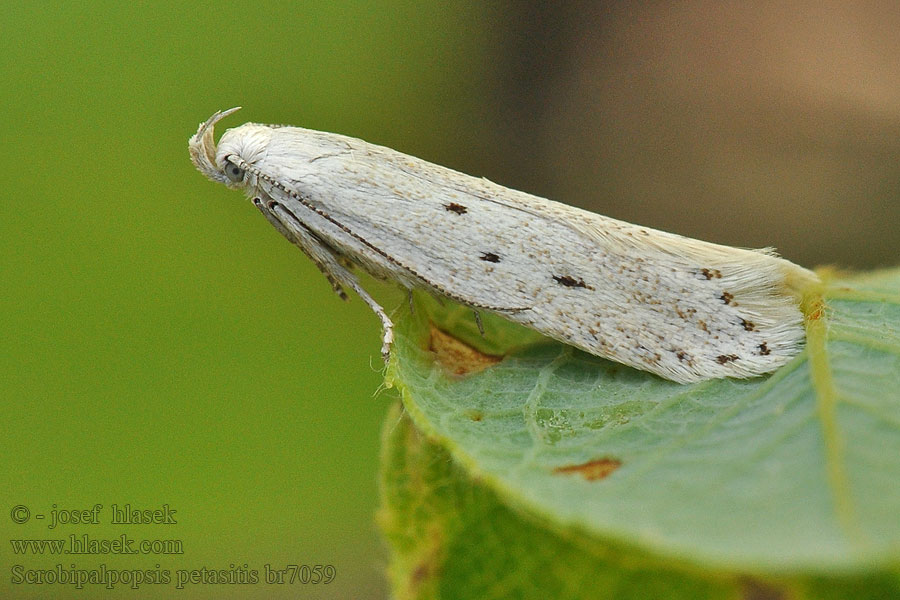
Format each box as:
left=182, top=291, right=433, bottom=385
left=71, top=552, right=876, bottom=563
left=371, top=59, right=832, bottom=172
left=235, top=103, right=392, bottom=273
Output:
left=1, top=2, right=898, bottom=598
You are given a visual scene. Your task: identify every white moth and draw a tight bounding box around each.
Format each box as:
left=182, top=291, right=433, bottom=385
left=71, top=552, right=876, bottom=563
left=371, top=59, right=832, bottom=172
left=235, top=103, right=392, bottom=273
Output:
left=189, top=107, right=818, bottom=384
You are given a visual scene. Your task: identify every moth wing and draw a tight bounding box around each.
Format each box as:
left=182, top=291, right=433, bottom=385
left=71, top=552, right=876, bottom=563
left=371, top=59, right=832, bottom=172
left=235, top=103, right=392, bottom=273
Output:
left=261, top=129, right=813, bottom=382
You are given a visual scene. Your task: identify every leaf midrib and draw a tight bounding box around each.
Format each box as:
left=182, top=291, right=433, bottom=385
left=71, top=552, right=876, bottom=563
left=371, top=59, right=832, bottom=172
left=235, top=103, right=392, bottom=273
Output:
left=809, top=284, right=863, bottom=550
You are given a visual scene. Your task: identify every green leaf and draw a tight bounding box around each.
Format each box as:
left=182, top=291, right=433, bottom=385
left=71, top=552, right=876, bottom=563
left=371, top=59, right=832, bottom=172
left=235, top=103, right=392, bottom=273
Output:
left=379, top=268, right=900, bottom=598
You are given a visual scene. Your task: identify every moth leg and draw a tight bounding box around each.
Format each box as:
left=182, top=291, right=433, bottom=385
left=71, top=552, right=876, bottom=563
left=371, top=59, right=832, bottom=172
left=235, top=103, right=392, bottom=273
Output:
left=340, top=273, right=394, bottom=363
left=264, top=199, right=394, bottom=361
left=473, top=310, right=484, bottom=335
left=253, top=198, right=348, bottom=300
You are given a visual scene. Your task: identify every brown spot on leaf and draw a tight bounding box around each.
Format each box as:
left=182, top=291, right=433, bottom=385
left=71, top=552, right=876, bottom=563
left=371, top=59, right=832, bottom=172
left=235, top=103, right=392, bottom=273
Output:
left=741, top=576, right=786, bottom=600
left=428, top=324, right=502, bottom=376
left=806, top=297, right=826, bottom=321
left=411, top=562, right=430, bottom=585
left=464, top=409, right=483, bottom=422
left=553, top=457, right=622, bottom=481
left=403, top=533, right=443, bottom=598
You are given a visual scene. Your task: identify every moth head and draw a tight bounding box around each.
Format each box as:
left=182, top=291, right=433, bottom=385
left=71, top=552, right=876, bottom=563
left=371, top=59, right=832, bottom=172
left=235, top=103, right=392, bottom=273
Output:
left=189, top=107, right=271, bottom=191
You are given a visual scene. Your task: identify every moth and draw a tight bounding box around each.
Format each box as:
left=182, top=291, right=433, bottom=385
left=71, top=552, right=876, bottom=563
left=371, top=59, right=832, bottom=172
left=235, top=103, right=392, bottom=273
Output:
left=189, top=108, right=818, bottom=383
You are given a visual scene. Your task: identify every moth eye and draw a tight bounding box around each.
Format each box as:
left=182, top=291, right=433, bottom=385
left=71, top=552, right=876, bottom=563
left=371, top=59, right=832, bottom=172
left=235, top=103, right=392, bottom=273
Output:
left=224, top=159, right=245, bottom=183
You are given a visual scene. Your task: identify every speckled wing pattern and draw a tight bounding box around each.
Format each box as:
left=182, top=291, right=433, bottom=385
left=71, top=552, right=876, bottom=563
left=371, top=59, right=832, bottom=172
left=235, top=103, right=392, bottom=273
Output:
left=190, top=110, right=818, bottom=383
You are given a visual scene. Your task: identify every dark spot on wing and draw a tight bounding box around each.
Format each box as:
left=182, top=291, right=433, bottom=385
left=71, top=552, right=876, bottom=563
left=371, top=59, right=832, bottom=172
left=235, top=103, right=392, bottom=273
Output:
left=700, top=268, right=722, bottom=279
left=553, top=274, right=589, bottom=288
left=758, top=342, right=771, bottom=356
left=676, top=350, right=688, bottom=362
left=445, top=202, right=467, bottom=215
left=716, top=354, right=739, bottom=364
left=479, top=252, right=500, bottom=263
left=720, top=291, right=735, bottom=305
left=740, top=318, right=756, bottom=331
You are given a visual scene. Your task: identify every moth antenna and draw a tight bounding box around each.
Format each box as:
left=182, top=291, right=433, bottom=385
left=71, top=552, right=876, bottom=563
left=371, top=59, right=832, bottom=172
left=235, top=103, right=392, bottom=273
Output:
left=188, top=107, right=242, bottom=185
